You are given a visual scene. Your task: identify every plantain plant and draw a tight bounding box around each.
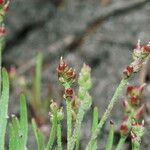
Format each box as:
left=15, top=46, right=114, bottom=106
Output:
left=0, top=1, right=150, bottom=150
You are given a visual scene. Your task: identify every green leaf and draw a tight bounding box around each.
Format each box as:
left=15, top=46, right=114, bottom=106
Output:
left=0, top=69, right=9, bottom=150
left=33, top=52, right=43, bottom=104
left=20, top=94, right=28, bottom=149
left=32, top=119, right=45, bottom=150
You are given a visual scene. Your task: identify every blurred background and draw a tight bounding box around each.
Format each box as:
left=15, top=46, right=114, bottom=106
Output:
left=3, top=0, right=150, bottom=149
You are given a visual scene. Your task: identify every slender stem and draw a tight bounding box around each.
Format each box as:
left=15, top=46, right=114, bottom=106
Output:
left=46, top=111, right=57, bottom=150
left=66, top=99, right=72, bottom=150
left=0, top=36, right=4, bottom=94
left=92, top=107, right=99, bottom=150
left=132, top=143, right=140, bottom=150
left=86, top=78, right=128, bottom=150
left=0, top=42, right=1, bottom=94
left=57, top=123, right=62, bottom=150
left=105, top=123, right=114, bottom=150
left=115, top=136, right=126, bottom=150
left=69, top=107, right=85, bottom=150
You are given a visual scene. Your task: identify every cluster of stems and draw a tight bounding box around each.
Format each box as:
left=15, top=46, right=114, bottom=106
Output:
left=57, top=58, right=92, bottom=150
left=86, top=41, right=150, bottom=150
left=46, top=100, right=64, bottom=150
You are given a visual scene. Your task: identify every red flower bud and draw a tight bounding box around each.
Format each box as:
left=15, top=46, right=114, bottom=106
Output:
left=57, top=57, right=67, bottom=74
left=120, top=122, right=129, bottom=135
left=0, top=26, right=6, bottom=36
left=127, top=86, right=134, bottom=93
left=66, top=68, right=76, bottom=80
left=143, top=45, right=150, bottom=52
left=123, top=65, right=134, bottom=77
left=65, top=88, right=74, bottom=98
left=130, top=96, right=139, bottom=105
left=0, top=0, right=4, bottom=5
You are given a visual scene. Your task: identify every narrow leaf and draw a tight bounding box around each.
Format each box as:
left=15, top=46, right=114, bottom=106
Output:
left=20, top=94, right=28, bottom=148
left=32, top=119, right=45, bottom=150
left=91, top=107, right=99, bottom=150
left=0, top=68, right=9, bottom=150
left=9, top=123, right=15, bottom=150
left=105, top=121, right=114, bottom=150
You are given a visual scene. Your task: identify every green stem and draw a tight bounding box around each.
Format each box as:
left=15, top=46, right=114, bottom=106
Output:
left=132, top=143, right=140, bottom=150
left=115, top=136, right=126, bottom=150
left=57, top=123, right=62, bottom=150
left=46, top=111, right=57, bottom=150
left=0, top=42, right=1, bottom=94
left=105, top=123, right=114, bottom=150
left=66, top=99, right=72, bottom=150
left=86, top=78, right=128, bottom=150
left=74, top=108, right=84, bottom=150
left=92, top=107, right=99, bottom=150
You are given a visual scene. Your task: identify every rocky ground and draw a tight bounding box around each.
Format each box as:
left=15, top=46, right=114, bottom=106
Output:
left=3, top=0, right=150, bottom=149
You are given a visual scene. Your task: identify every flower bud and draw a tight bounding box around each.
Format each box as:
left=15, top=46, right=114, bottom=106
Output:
left=50, top=100, right=58, bottom=113
left=65, top=87, right=74, bottom=99
left=123, top=65, right=134, bottom=77
left=57, top=108, right=64, bottom=121
left=57, top=57, right=67, bottom=74
left=0, top=25, right=6, bottom=36
left=143, top=45, right=150, bottom=52
left=120, top=121, right=129, bottom=136
left=0, top=0, right=4, bottom=5
left=66, top=68, right=76, bottom=80
left=130, top=96, right=139, bottom=105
